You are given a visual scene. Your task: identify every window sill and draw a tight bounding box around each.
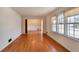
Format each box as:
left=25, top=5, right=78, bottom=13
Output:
left=52, top=31, right=79, bottom=42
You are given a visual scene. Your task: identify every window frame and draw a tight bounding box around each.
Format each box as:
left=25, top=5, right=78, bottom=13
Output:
left=51, top=16, right=57, bottom=32
left=66, top=15, right=79, bottom=40
left=57, top=13, right=65, bottom=34
left=51, top=13, right=79, bottom=41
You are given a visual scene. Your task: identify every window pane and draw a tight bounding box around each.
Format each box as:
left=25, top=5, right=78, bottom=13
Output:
left=74, top=15, right=79, bottom=38
left=70, top=24, right=74, bottom=37
left=51, top=16, right=57, bottom=32
left=52, top=25, right=56, bottom=31
left=74, top=15, right=79, bottom=23
left=58, top=13, right=64, bottom=19
left=70, top=24, right=74, bottom=30
left=57, top=13, right=64, bottom=34
left=58, top=19, right=64, bottom=23
left=58, top=13, right=64, bottom=23
left=70, top=16, right=74, bottom=23
left=53, top=20, right=56, bottom=31
left=67, top=16, right=74, bottom=23
left=67, top=17, right=70, bottom=23
left=67, top=24, right=74, bottom=37
left=58, top=24, right=64, bottom=34
left=74, top=24, right=79, bottom=38
left=74, top=24, right=79, bottom=29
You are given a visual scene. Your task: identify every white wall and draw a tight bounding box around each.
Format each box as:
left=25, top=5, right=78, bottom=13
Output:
left=45, top=8, right=79, bottom=52
left=0, top=7, right=22, bottom=51
left=43, top=17, right=47, bottom=33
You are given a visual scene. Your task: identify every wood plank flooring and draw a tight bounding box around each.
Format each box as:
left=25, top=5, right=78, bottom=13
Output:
left=2, top=32, right=69, bottom=52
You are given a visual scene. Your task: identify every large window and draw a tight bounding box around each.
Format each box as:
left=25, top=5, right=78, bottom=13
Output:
left=67, top=16, right=74, bottom=37
left=51, top=9, right=79, bottom=40
left=51, top=16, right=56, bottom=32
left=67, top=15, right=79, bottom=39
left=57, top=13, right=64, bottom=34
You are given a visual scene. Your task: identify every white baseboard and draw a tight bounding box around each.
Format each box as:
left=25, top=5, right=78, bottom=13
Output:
left=0, top=33, right=22, bottom=51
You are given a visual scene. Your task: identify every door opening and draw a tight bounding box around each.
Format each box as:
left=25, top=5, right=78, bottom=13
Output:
left=25, top=19, right=27, bottom=33
left=26, top=19, right=43, bottom=33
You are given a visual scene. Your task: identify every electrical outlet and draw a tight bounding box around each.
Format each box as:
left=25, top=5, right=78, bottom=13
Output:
left=8, top=38, right=12, bottom=42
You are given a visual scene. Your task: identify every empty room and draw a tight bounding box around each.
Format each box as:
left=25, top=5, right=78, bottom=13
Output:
left=0, top=7, right=79, bottom=52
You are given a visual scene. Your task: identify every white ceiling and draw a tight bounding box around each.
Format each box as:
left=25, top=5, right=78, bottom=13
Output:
left=12, top=7, right=56, bottom=17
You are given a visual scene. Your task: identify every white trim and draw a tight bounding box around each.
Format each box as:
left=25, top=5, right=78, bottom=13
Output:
left=0, top=33, right=21, bottom=51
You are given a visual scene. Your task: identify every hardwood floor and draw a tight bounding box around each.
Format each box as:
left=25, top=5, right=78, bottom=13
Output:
left=2, top=32, right=69, bottom=52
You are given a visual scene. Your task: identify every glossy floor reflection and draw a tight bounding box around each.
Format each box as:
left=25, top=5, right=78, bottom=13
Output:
left=2, top=32, right=69, bottom=52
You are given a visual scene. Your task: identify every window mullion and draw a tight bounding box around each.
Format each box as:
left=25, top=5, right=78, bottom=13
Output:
left=56, top=15, right=58, bottom=32
left=64, top=14, right=67, bottom=35
left=74, top=17, right=75, bottom=38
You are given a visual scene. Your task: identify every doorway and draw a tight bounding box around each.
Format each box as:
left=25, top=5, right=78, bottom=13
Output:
left=25, top=19, right=43, bottom=33
left=25, top=19, right=27, bottom=33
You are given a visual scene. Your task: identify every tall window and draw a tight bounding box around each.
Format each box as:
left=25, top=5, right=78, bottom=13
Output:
left=51, top=8, right=79, bottom=40
left=67, top=15, right=79, bottom=39
left=51, top=16, right=56, bottom=32
left=57, top=13, right=64, bottom=34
